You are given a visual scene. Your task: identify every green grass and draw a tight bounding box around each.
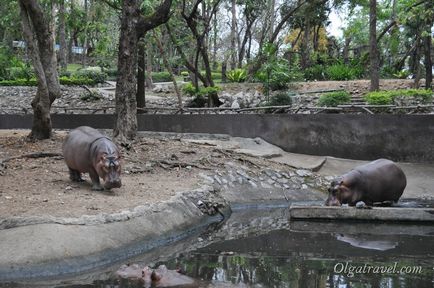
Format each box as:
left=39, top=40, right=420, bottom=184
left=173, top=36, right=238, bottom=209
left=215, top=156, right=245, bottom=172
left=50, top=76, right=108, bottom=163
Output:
left=66, top=64, right=84, bottom=72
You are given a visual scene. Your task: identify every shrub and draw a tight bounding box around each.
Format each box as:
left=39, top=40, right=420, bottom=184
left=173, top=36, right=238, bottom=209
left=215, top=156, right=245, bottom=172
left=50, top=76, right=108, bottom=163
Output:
left=151, top=71, right=172, bottom=82
left=182, top=82, right=221, bottom=107
left=180, top=71, right=189, bottom=77
left=304, top=65, right=326, bottom=81
left=318, top=91, right=351, bottom=107
left=0, top=78, right=37, bottom=86
left=73, top=69, right=107, bottom=84
left=325, top=64, right=356, bottom=81
left=226, top=68, right=247, bottom=83
left=364, top=91, right=393, bottom=105
left=0, top=77, right=95, bottom=86
left=60, top=76, right=94, bottom=85
left=80, top=90, right=102, bottom=101
left=59, top=70, right=72, bottom=78
left=392, top=70, right=410, bottom=79
left=106, top=68, right=118, bottom=77
left=267, top=92, right=293, bottom=106
left=364, top=89, right=433, bottom=105
left=211, top=72, right=222, bottom=81
left=7, top=66, right=34, bottom=80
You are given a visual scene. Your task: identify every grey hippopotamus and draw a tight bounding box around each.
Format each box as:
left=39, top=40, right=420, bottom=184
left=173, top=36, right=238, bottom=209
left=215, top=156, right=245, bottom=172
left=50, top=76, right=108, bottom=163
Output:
left=62, top=126, right=122, bottom=190
left=325, top=159, right=406, bottom=206
left=116, top=264, right=197, bottom=287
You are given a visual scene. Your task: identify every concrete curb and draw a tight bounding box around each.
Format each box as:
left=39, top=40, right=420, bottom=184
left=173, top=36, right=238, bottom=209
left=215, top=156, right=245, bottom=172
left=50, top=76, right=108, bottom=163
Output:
left=289, top=206, right=434, bottom=222
left=0, top=186, right=229, bottom=280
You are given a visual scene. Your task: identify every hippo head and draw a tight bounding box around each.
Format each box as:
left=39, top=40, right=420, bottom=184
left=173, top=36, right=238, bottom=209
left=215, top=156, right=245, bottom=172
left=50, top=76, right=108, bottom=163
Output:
left=96, top=153, right=122, bottom=189
left=325, top=180, right=353, bottom=206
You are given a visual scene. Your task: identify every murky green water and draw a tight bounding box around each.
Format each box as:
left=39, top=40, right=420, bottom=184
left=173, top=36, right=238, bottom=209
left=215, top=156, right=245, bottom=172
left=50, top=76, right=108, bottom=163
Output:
left=1, top=206, right=434, bottom=287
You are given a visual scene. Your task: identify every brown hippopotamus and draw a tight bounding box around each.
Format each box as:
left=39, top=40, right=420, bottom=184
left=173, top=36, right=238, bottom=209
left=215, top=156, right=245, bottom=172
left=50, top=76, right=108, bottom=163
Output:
left=325, top=159, right=406, bottom=206
left=116, top=264, right=197, bottom=287
left=62, top=126, right=122, bottom=190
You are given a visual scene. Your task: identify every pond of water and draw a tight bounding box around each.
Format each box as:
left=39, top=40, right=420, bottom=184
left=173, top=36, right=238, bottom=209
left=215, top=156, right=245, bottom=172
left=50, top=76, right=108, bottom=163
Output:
left=1, top=204, right=433, bottom=288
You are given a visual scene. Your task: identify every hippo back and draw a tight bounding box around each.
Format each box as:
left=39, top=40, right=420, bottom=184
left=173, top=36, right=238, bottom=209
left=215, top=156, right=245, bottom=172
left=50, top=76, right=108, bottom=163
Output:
left=352, top=159, right=406, bottom=203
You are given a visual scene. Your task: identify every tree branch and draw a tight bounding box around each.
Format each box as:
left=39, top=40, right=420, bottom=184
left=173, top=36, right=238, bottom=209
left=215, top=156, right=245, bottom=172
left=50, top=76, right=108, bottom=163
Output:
left=137, top=0, right=173, bottom=37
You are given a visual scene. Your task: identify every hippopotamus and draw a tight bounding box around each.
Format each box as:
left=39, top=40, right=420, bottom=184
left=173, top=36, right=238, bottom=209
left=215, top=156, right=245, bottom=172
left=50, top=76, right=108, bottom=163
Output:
left=116, top=264, right=197, bottom=287
left=62, top=126, right=122, bottom=190
left=325, top=159, right=406, bottom=206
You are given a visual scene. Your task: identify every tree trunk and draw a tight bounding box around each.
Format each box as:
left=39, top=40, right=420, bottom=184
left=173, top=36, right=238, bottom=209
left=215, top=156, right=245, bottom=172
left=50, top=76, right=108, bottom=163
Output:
left=18, top=0, right=60, bottom=140
left=300, top=21, right=311, bottom=69
left=423, top=0, right=433, bottom=90
left=145, top=41, right=153, bottom=89
left=137, top=39, right=146, bottom=112
left=267, top=0, right=275, bottom=41
left=114, top=0, right=172, bottom=142
left=230, top=0, right=237, bottom=70
left=369, top=0, right=379, bottom=91
left=212, top=12, right=218, bottom=70
left=81, top=0, right=89, bottom=67
left=114, top=0, right=140, bottom=143
left=343, top=37, right=351, bottom=64
left=58, top=0, right=68, bottom=71
left=153, top=30, right=183, bottom=109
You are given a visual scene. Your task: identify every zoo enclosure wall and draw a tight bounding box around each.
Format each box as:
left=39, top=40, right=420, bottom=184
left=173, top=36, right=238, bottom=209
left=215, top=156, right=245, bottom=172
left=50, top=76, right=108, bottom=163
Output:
left=1, top=114, right=433, bottom=163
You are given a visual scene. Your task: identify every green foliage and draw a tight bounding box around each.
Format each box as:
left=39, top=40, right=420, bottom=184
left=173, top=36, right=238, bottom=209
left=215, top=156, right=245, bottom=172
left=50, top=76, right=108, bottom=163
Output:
left=182, top=82, right=221, bottom=107
left=364, top=89, right=433, bottom=105
left=0, top=78, right=38, bottom=86
left=74, top=68, right=107, bottom=84
left=106, top=68, right=118, bottom=78
left=267, top=92, right=293, bottom=106
left=80, top=91, right=102, bottom=101
left=182, top=82, right=196, bottom=96
left=304, top=65, right=326, bottom=81
left=7, top=65, right=34, bottom=81
left=364, top=91, right=393, bottom=105
left=392, top=70, right=410, bottom=79
left=182, top=82, right=221, bottom=97
left=226, top=69, right=247, bottom=83
left=325, top=64, right=358, bottom=81
left=151, top=71, right=172, bottom=82
left=318, top=91, right=351, bottom=107
left=60, top=76, right=95, bottom=85
left=255, top=44, right=301, bottom=93
left=0, top=76, right=95, bottom=86
left=180, top=71, right=189, bottom=77
left=365, top=89, right=433, bottom=105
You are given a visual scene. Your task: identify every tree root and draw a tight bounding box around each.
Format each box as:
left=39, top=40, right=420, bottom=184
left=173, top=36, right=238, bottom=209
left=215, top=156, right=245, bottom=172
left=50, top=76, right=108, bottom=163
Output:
left=0, top=152, right=63, bottom=165
left=154, top=159, right=211, bottom=170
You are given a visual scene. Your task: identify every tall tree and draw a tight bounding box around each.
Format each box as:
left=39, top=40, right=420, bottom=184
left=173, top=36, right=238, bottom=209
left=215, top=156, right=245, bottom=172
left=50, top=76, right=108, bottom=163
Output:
left=58, top=0, right=68, bottom=71
left=18, top=0, right=61, bottom=140
left=423, top=0, right=432, bottom=90
left=114, top=0, right=172, bottom=143
left=369, top=0, right=379, bottom=91
left=230, top=0, right=237, bottom=69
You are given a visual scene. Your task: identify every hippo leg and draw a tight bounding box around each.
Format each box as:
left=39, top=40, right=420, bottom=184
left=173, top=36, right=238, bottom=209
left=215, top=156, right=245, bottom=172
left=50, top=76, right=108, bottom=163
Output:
left=69, top=168, right=84, bottom=182
left=89, top=169, right=104, bottom=191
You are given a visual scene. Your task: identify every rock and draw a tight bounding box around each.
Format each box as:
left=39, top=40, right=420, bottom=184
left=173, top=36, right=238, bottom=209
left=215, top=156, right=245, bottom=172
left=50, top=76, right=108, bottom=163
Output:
left=296, top=169, right=312, bottom=177
left=261, top=182, right=273, bottom=189
left=231, top=100, right=240, bottom=109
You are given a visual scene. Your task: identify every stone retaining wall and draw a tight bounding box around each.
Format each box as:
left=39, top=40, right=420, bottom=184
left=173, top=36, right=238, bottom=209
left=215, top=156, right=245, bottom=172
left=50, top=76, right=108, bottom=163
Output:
left=1, top=114, right=433, bottom=163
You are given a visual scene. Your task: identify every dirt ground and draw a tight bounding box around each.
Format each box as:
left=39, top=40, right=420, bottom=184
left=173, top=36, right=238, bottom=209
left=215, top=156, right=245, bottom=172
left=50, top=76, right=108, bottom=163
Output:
left=0, top=130, right=290, bottom=219
left=221, top=79, right=422, bottom=96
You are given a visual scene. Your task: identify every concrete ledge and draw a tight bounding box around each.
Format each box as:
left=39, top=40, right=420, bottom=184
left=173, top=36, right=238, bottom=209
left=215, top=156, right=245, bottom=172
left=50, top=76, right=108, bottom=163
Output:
left=0, top=189, right=227, bottom=280
left=289, top=206, right=434, bottom=222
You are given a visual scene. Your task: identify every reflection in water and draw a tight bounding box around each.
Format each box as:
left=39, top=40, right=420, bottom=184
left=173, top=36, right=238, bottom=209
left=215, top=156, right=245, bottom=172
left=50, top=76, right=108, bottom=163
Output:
left=336, top=234, right=398, bottom=251
left=158, top=252, right=433, bottom=288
